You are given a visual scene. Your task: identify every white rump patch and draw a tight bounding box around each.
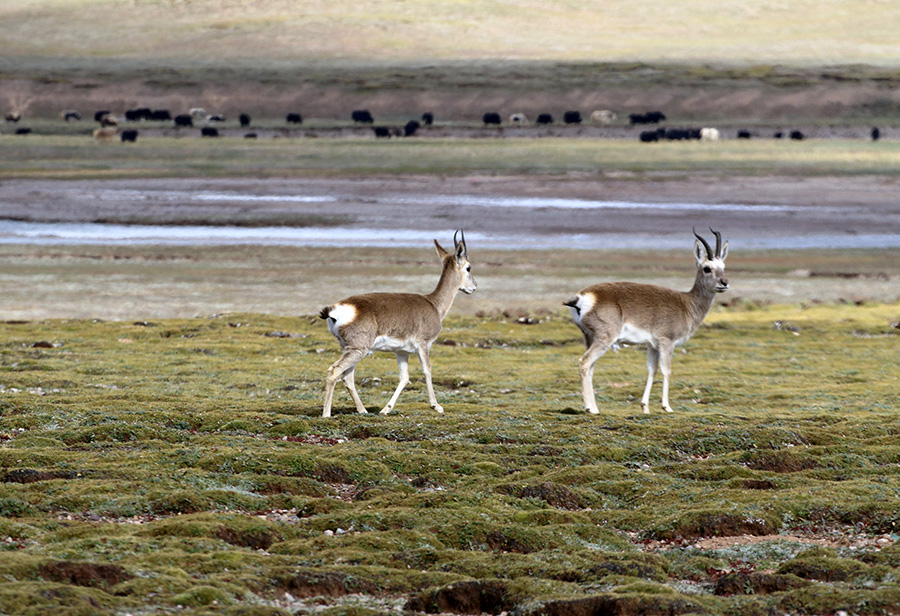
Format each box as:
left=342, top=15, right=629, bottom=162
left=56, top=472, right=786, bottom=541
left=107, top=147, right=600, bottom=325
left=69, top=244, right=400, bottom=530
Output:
left=326, top=303, right=357, bottom=337
left=372, top=336, right=419, bottom=354
left=567, top=293, right=595, bottom=326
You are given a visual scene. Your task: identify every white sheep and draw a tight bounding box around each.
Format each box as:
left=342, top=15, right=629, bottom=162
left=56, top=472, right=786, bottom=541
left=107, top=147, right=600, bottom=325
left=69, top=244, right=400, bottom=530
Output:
left=590, top=110, right=617, bottom=125
left=700, top=127, right=720, bottom=142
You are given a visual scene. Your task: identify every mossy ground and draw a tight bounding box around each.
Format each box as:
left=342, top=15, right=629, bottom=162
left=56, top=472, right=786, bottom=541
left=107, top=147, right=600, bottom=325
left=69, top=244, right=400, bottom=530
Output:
left=1, top=302, right=898, bottom=614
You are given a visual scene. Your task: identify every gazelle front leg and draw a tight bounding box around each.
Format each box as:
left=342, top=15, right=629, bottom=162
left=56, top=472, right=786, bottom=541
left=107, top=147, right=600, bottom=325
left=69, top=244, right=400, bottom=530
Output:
left=416, top=346, right=443, bottom=413
left=658, top=342, right=675, bottom=413
left=380, top=352, right=410, bottom=415
left=641, top=348, right=659, bottom=414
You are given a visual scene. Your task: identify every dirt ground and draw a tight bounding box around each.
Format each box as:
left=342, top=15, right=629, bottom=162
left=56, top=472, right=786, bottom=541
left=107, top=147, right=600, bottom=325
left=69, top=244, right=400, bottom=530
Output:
left=8, top=68, right=900, bottom=127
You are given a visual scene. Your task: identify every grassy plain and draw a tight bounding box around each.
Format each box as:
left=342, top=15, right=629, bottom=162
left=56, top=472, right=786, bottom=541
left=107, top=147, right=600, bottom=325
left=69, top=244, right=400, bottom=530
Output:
left=3, top=135, right=900, bottom=180
left=1, top=302, right=900, bottom=615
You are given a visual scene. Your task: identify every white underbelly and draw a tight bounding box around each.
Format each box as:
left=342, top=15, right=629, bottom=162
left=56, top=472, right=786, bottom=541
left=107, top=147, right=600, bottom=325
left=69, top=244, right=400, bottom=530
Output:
left=616, top=323, right=657, bottom=348
left=372, top=336, right=420, bottom=354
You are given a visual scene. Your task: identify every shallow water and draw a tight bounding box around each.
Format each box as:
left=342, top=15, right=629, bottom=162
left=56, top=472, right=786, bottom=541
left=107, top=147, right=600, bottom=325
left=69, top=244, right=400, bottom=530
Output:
left=1, top=218, right=897, bottom=250
left=1, top=184, right=897, bottom=250
left=98, top=188, right=811, bottom=212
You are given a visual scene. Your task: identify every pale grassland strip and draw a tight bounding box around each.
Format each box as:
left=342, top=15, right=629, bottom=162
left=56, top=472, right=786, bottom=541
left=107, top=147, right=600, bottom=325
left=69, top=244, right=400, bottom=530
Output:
left=2, top=136, right=900, bottom=180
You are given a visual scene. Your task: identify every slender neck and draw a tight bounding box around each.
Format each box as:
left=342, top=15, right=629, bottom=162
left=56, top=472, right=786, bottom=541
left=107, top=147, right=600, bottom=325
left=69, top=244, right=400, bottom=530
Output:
left=426, top=259, right=460, bottom=320
left=686, top=270, right=717, bottom=324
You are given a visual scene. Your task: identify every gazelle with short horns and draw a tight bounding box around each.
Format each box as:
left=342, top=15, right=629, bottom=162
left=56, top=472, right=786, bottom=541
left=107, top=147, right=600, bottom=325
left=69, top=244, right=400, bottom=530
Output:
left=565, top=228, right=729, bottom=414
left=320, top=231, right=476, bottom=417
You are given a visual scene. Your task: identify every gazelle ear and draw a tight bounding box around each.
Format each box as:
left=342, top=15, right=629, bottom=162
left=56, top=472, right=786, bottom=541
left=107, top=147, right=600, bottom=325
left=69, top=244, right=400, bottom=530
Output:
left=455, top=241, right=466, bottom=261
left=453, top=229, right=468, bottom=262
left=694, top=239, right=707, bottom=266
left=719, top=241, right=729, bottom=261
left=434, top=240, right=449, bottom=259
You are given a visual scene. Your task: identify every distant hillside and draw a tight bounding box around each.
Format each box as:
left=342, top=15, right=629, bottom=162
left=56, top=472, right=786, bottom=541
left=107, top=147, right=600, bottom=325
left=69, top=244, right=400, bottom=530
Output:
left=2, top=1, right=899, bottom=123
left=2, top=0, right=899, bottom=65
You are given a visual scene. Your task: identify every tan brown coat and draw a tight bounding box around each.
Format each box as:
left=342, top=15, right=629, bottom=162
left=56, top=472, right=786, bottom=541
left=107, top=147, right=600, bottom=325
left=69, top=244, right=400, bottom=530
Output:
left=320, top=232, right=476, bottom=417
left=566, top=230, right=729, bottom=414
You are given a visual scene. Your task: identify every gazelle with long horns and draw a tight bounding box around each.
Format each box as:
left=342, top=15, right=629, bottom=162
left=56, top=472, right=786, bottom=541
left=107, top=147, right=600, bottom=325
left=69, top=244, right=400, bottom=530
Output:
left=565, top=229, right=729, bottom=414
left=320, top=231, right=476, bottom=417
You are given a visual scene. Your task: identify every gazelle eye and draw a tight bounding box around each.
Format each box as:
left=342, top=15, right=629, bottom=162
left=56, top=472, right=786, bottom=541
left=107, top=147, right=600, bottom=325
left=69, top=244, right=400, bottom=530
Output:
left=466, top=265, right=472, bottom=272
left=703, top=266, right=712, bottom=273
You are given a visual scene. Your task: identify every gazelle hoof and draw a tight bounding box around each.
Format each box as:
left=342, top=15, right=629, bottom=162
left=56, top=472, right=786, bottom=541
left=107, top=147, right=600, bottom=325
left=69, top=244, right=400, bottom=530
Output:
left=586, top=407, right=600, bottom=415
left=662, top=406, right=674, bottom=413
left=379, top=406, right=393, bottom=415
left=641, top=403, right=649, bottom=414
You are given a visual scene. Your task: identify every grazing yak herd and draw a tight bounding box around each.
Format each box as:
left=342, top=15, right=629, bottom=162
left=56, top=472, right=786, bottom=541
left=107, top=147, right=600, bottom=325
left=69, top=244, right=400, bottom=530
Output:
left=2, top=105, right=886, bottom=144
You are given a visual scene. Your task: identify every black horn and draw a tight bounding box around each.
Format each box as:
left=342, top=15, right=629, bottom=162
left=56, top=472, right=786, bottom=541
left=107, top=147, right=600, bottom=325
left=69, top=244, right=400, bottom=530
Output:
left=710, top=227, right=722, bottom=258
left=454, top=229, right=468, bottom=257
left=693, top=228, right=714, bottom=260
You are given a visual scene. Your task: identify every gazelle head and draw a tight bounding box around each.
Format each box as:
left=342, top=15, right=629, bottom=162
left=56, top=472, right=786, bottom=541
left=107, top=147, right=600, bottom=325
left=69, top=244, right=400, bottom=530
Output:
left=435, top=230, right=477, bottom=294
left=693, top=228, right=729, bottom=293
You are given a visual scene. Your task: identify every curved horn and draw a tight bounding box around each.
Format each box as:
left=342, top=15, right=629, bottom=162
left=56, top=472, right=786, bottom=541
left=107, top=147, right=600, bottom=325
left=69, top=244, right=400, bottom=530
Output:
left=693, top=227, right=714, bottom=260
left=710, top=227, right=722, bottom=258
left=454, top=229, right=467, bottom=257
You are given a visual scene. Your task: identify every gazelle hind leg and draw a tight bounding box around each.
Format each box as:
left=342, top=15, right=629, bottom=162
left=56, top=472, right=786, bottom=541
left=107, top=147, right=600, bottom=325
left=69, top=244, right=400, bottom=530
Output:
left=641, top=348, right=659, bottom=414
left=323, top=348, right=367, bottom=417
left=578, top=342, right=610, bottom=414
left=341, top=367, right=368, bottom=414
left=323, top=380, right=337, bottom=418
left=380, top=352, right=410, bottom=415
left=416, top=347, right=443, bottom=413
